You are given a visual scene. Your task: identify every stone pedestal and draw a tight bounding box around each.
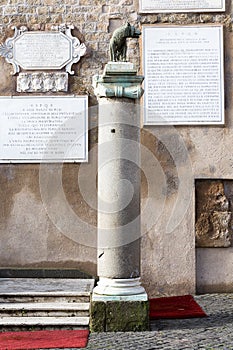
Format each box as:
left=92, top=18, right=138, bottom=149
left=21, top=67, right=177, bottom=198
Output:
left=90, top=293, right=149, bottom=332
left=91, top=62, right=148, bottom=332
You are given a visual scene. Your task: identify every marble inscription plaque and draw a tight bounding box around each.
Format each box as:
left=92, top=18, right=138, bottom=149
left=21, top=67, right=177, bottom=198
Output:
left=0, top=96, right=88, bottom=163
left=140, top=0, right=225, bottom=13
left=143, top=25, right=224, bottom=125
left=0, top=26, right=86, bottom=75
left=14, top=32, right=70, bottom=69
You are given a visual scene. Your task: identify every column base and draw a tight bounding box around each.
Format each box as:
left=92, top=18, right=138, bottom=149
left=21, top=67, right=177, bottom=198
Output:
left=90, top=293, right=149, bottom=332
left=93, top=277, right=146, bottom=296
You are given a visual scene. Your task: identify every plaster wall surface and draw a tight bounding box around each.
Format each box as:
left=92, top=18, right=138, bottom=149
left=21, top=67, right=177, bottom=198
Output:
left=196, top=248, right=233, bottom=293
left=0, top=0, right=233, bottom=296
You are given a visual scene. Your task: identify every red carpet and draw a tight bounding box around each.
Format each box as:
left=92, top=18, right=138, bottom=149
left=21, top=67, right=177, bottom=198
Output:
left=0, top=329, right=89, bottom=349
left=150, top=295, right=207, bottom=319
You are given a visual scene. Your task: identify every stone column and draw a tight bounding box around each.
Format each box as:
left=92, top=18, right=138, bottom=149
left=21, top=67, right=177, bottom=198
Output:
left=90, top=62, right=148, bottom=332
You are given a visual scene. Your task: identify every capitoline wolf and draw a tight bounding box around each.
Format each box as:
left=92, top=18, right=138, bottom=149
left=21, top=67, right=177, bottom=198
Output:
left=109, top=22, right=141, bottom=62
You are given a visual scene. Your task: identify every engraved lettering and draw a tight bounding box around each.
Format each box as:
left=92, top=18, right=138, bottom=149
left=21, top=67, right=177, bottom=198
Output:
left=143, top=26, right=224, bottom=125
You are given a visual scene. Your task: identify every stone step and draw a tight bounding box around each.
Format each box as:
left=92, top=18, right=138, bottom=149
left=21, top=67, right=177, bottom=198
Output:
left=0, top=316, right=89, bottom=327
left=0, top=302, right=90, bottom=317
left=0, top=295, right=90, bottom=303
left=0, top=278, right=93, bottom=331
left=0, top=278, right=94, bottom=303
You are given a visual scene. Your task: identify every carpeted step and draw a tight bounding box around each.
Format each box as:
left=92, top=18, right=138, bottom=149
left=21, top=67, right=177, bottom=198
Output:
left=0, top=329, right=89, bottom=349
left=0, top=302, right=90, bottom=317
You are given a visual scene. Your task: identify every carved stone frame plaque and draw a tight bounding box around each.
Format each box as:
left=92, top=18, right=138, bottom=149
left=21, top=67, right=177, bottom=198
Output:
left=0, top=25, right=86, bottom=75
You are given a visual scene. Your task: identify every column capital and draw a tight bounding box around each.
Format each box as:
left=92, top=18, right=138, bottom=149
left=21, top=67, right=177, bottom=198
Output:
left=93, top=62, right=144, bottom=99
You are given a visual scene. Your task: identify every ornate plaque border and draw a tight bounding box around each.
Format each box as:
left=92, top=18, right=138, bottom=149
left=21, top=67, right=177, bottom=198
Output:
left=0, top=25, right=86, bottom=75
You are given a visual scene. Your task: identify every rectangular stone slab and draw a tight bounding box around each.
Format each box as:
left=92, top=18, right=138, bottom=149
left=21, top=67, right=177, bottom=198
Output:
left=0, top=96, right=88, bottom=163
left=143, top=25, right=224, bottom=125
left=0, top=278, right=94, bottom=296
left=139, top=0, right=225, bottom=13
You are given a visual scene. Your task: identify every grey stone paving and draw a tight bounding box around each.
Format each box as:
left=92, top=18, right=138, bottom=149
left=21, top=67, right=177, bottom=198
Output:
left=85, top=294, right=233, bottom=350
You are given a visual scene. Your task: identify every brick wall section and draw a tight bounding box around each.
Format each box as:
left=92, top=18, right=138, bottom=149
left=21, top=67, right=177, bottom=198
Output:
left=0, top=1, right=231, bottom=100
left=0, top=0, right=142, bottom=99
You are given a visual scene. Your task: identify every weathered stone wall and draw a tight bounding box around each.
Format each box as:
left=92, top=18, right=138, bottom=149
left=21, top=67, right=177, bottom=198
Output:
left=196, top=180, right=233, bottom=293
left=1, top=0, right=233, bottom=296
left=196, top=180, right=232, bottom=248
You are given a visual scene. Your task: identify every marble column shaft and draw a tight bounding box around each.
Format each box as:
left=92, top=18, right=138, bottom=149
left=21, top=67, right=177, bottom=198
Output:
left=93, top=63, right=145, bottom=295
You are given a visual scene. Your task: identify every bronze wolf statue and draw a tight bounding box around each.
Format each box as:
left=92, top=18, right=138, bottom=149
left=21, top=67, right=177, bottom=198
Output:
left=109, top=22, right=141, bottom=62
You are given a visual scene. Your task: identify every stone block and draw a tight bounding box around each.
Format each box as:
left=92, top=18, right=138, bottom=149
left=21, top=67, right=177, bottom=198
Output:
left=43, top=0, right=56, bottom=5
left=119, top=0, right=133, bottom=5
left=90, top=299, right=149, bottom=332
left=89, top=301, right=106, bottom=333
left=26, top=0, right=41, bottom=5
left=18, top=6, right=36, bottom=15
left=196, top=211, right=231, bottom=247
left=0, top=0, right=8, bottom=5
left=3, top=6, right=18, bottom=15
left=106, top=301, right=149, bottom=332
left=79, top=0, right=104, bottom=5
left=36, top=7, right=48, bottom=15
left=104, top=62, right=136, bottom=75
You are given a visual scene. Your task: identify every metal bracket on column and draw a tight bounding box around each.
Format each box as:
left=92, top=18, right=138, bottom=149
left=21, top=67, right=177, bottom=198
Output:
left=93, top=79, right=144, bottom=99
left=93, top=62, right=144, bottom=100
